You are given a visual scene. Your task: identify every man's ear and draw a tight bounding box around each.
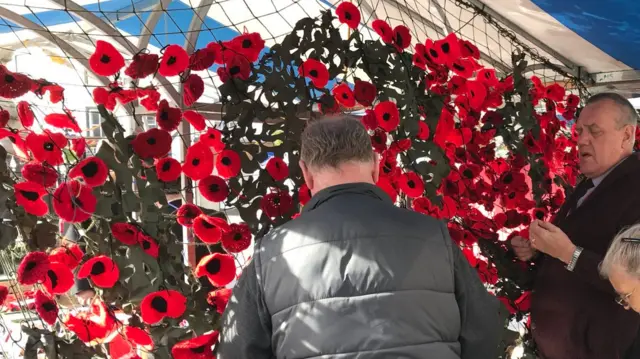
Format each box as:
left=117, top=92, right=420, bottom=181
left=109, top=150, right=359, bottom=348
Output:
left=372, top=153, right=380, bottom=183
left=624, top=125, right=636, bottom=148
left=299, top=160, right=314, bottom=191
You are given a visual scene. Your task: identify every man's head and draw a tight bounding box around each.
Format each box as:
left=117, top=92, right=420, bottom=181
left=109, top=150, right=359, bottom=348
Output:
left=576, top=92, right=637, bottom=178
left=299, top=116, right=378, bottom=194
left=600, top=224, right=640, bottom=313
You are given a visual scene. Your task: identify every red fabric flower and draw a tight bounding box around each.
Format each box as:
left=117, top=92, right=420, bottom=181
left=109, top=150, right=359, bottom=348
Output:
left=376, top=176, right=397, bottom=202
left=195, top=253, right=236, bottom=287
left=374, top=101, right=400, bottom=132
left=261, top=191, right=293, bottom=217
left=44, top=111, right=81, bottom=133
left=140, top=290, right=186, bottom=324
left=183, top=74, right=204, bottom=107
left=207, top=288, right=232, bottom=314
left=17, top=251, right=50, bottom=285
left=49, top=244, right=83, bottom=270
left=21, top=162, right=58, bottom=188
left=299, top=59, right=329, bottom=88
left=0, top=285, right=7, bottom=306
left=125, top=53, right=159, bottom=79
left=332, top=83, right=356, bottom=108
left=14, top=181, right=48, bottom=216
left=64, top=299, right=114, bottom=344
left=159, top=45, right=189, bottom=77
left=417, top=121, right=430, bottom=140
left=0, top=108, right=9, bottom=128
left=183, top=142, right=214, bottom=181
left=189, top=47, right=217, bottom=71
left=354, top=80, right=376, bottom=107
left=89, top=40, right=125, bottom=77
left=77, top=255, right=119, bottom=288
left=335, top=2, right=361, bottom=29
left=0, top=65, right=32, bottom=98
left=111, top=222, right=141, bottom=245
left=319, top=94, right=340, bottom=114
left=426, top=33, right=461, bottom=65
left=68, top=156, right=108, bottom=187
left=222, top=223, right=252, bottom=253
left=224, top=54, right=252, bottom=81
left=215, top=149, right=241, bottom=179
left=398, top=172, right=424, bottom=198
left=138, top=234, right=159, bottom=258
left=459, top=39, right=480, bottom=59
left=171, top=331, right=219, bottom=359
left=183, top=110, right=206, bottom=131
left=448, top=57, right=475, bottom=79
left=35, top=290, right=58, bottom=325
left=71, top=137, right=86, bottom=157
left=227, top=32, right=265, bottom=62
left=392, top=25, right=411, bottom=51
left=26, top=131, right=67, bottom=165
left=265, top=157, right=289, bottom=181
left=360, top=109, right=377, bottom=130
left=156, top=157, right=182, bottom=182
left=198, top=175, right=228, bottom=202
left=298, top=183, right=312, bottom=206
left=138, top=87, right=161, bottom=111
left=17, top=101, right=35, bottom=128
left=176, top=203, right=202, bottom=227
left=155, top=99, right=182, bottom=132
left=193, top=214, right=229, bottom=244
left=53, top=181, right=96, bottom=223
left=132, top=128, right=172, bottom=159
left=372, top=20, right=393, bottom=43
left=124, top=326, right=154, bottom=349
left=43, top=261, right=74, bottom=295
left=199, top=127, right=225, bottom=152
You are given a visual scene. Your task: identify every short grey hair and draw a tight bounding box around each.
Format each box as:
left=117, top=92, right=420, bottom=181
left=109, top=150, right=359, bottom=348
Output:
left=300, top=115, right=374, bottom=169
left=586, top=92, right=639, bottom=127
left=600, top=223, right=640, bottom=279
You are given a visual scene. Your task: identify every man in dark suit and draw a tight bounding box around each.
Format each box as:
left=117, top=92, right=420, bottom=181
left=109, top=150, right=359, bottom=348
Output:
left=511, top=92, right=640, bottom=359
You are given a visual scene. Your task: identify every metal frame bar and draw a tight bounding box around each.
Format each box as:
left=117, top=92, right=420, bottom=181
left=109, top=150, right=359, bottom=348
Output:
left=591, top=70, right=640, bottom=87
left=184, top=0, right=214, bottom=55
left=137, top=0, right=172, bottom=51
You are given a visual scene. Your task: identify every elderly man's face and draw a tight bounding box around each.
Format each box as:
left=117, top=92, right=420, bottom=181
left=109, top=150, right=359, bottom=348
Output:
left=575, top=100, right=634, bottom=178
left=608, top=265, right=640, bottom=313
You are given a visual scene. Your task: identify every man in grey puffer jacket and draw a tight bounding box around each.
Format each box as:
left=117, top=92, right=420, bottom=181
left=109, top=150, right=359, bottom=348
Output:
left=218, top=116, right=506, bottom=359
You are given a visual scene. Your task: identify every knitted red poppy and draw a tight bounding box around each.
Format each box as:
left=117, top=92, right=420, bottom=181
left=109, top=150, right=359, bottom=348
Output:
left=43, top=261, right=74, bottom=295
left=71, top=138, right=86, bottom=157
left=35, top=290, right=58, bottom=325
left=372, top=20, right=393, bottom=43
left=171, top=331, right=219, bottom=359
left=299, top=58, right=329, bottom=88
left=335, top=2, right=361, bottom=29
left=64, top=299, right=114, bottom=343
left=223, top=54, right=252, bottom=81
left=89, top=40, right=125, bottom=77
left=376, top=176, right=397, bottom=202
left=265, top=157, right=289, bottom=181
left=48, top=243, right=83, bottom=270
left=215, top=149, right=241, bottom=179
left=0, top=109, right=9, bottom=128
left=137, top=87, right=161, bottom=111
left=459, top=38, right=480, bottom=59
left=0, top=65, right=32, bottom=98
left=193, top=214, right=229, bottom=244
left=298, top=183, right=312, bottom=206
left=140, top=289, right=187, bottom=324
left=123, top=326, right=154, bottom=350
left=132, top=128, right=172, bottom=159
left=53, top=181, right=97, bottom=223
left=228, top=32, right=265, bottom=62
left=111, top=222, right=141, bottom=245
left=182, top=110, right=206, bottom=131
left=17, top=251, right=50, bottom=285
left=398, top=171, right=425, bottom=198
left=176, top=203, right=202, bottom=227
left=332, top=83, right=356, bottom=108
left=182, top=74, right=204, bottom=107
left=0, top=285, right=7, bottom=306
left=26, top=131, right=67, bottom=165
left=417, top=121, right=430, bottom=141
left=16, top=101, right=34, bottom=128
left=261, top=191, right=294, bottom=218
left=14, top=181, right=48, bottom=216
left=360, top=109, right=377, bottom=130
left=21, top=162, right=58, bottom=188
left=207, top=288, right=231, bottom=314
left=199, top=127, right=225, bottom=152
left=189, top=47, right=217, bottom=71
left=77, top=255, right=120, bottom=288
left=183, top=142, right=214, bottom=181
left=159, top=45, right=189, bottom=77
left=221, top=223, right=252, bottom=253
left=392, top=25, right=411, bottom=52
left=155, top=99, right=182, bottom=132
left=68, top=156, right=109, bottom=187
left=374, top=101, right=400, bottom=132
left=138, top=233, right=159, bottom=258
left=44, top=112, right=81, bottom=133
left=198, top=175, right=228, bottom=202
left=195, top=253, right=236, bottom=287
left=354, top=80, right=376, bottom=107
left=125, top=53, right=159, bottom=79
left=155, top=157, right=182, bottom=182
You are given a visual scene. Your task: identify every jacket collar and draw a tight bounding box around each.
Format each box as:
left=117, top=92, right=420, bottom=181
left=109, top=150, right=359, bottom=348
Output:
left=302, top=182, right=392, bottom=213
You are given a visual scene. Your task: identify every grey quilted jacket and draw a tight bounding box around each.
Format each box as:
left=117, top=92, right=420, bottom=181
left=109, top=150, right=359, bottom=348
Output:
left=218, top=183, right=505, bottom=359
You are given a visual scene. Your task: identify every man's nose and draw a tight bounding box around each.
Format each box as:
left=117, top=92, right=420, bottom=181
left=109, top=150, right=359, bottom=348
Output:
left=576, top=132, right=590, bottom=146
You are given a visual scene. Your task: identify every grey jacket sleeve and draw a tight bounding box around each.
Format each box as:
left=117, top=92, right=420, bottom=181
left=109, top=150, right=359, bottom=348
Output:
left=451, top=238, right=507, bottom=359
left=217, top=258, right=273, bottom=359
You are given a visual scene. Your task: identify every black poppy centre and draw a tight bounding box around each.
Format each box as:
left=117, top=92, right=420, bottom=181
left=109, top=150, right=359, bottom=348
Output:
left=452, top=63, right=465, bottom=72
left=229, top=66, right=240, bottom=76
left=151, top=296, right=168, bottom=313
left=395, top=33, right=403, bottom=46
left=242, top=39, right=252, bottom=48
left=81, top=161, right=99, bottom=178
left=167, top=56, right=177, bottom=66
left=382, top=113, right=391, bottom=122
left=209, top=183, right=220, bottom=193
left=47, top=270, right=59, bottom=288
left=100, top=55, right=111, bottom=64
left=4, top=74, right=14, bottom=83
left=20, top=190, right=39, bottom=201
left=162, top=161, right=173, bottom=172
left=25, top=260, right=37, bottom=272
left=191, top=346, right=207, bottom=354
left=429, top=49, right=438, bottom=59
left=503, top=173, right=513, bottom=184
left=147, top=137, right=156, bottom=145
left=407, top=180, right=416, bottom=189
left=160, top=111, right=169, bottom=121
left=42, top=301, right=56, bottom=312
left=44, top=142, right=54, bottom=151
left=91, top=261, right=106, bottom=276
left=309, top=70, right=318, bottom=78
left=201, top=220, right=215, bottom=229
left=221, top=157, right=231, bottom=166
left=192, top=158, right=200, bottom=166
left=142, top=240, right=151, bottom=250
left=440, top=43, right=450, bottom=53
left=234, top=232, right=243, bottom=241
left=206, top=258, right=221, bottom=274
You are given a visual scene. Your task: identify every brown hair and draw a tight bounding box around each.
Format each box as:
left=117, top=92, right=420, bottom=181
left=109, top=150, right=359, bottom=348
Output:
left=300, top=115, right=374, bottom=169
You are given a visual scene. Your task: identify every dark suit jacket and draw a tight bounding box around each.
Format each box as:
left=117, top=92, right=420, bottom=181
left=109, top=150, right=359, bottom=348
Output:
left=530, top=153, right=640, bottom=359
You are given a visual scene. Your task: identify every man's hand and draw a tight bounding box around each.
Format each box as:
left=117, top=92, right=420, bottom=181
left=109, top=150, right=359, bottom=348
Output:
left=511, top=236, right=536, bottom=261
left=529, top=220, right=576, bottom=264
